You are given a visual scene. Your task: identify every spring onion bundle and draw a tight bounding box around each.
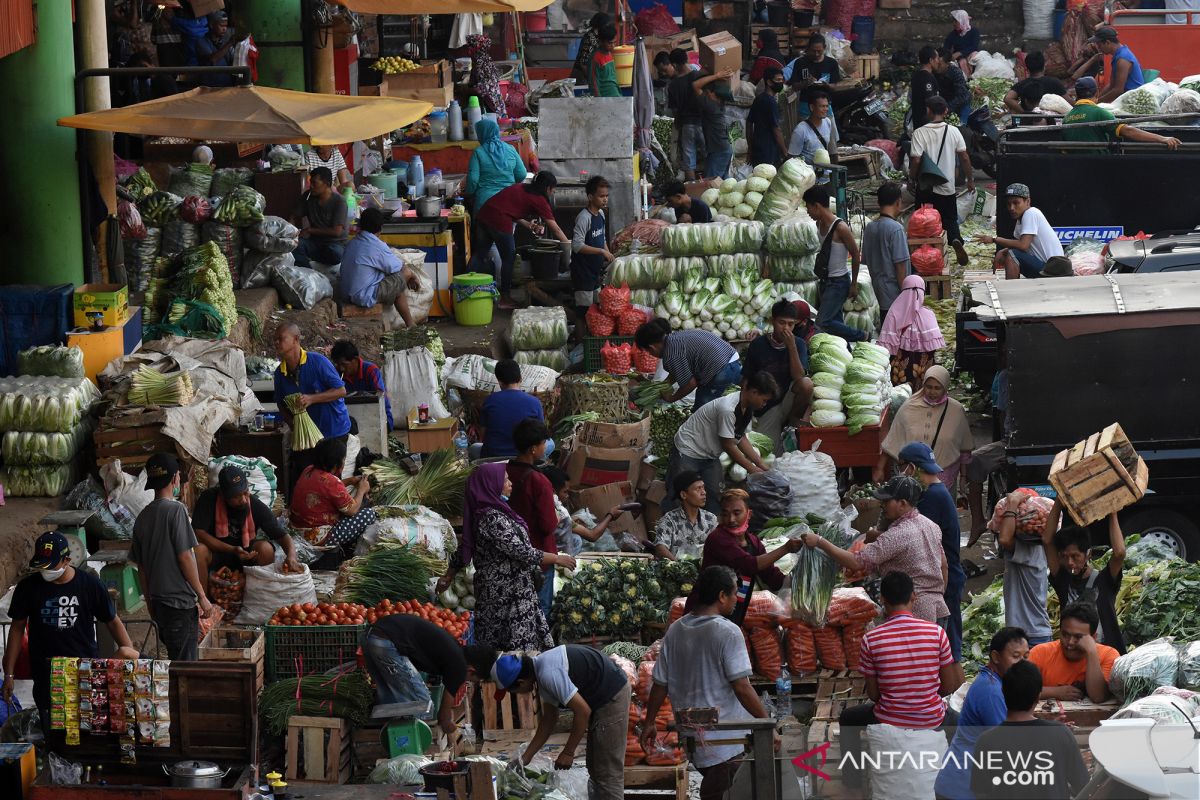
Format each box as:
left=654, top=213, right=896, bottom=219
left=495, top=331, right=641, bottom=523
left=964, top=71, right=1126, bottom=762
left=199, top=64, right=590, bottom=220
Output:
left=285, top=393, right=323, bottom=451
left=259, top=670, right=373, bottom=735
left=789, top=520, right=854, bottom=626
left=634, top=380, right=672, bottom=410
left=555, top=412, right=600, bottom=439
left=334, top=543, right=446, bottom=607
left=128, top=366, right=194, bottom=406
left=361, top=449, right=471, bottom=518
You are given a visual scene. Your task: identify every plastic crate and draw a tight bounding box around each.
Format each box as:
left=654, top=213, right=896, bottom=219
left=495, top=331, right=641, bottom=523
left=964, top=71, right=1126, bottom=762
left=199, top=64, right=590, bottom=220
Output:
left=266, top=624, right=367, bottom=681
left=583, top=335, right=634, bottom=372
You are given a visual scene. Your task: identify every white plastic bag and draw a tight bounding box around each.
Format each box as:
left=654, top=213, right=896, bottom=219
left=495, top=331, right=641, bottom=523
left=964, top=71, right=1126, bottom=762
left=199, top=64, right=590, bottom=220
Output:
left=238, top=558, right=317, bottom=625
left=864, top=724, right=947, bottom=797
left=442, top=354, right=559, bottom=393
left=341, top=434, right=361, bottom=480
left=101, top=460, right=153, bottom=519
left=385, top=348, right=451, bottom=421
left=774, top=445, right=840, bottom=520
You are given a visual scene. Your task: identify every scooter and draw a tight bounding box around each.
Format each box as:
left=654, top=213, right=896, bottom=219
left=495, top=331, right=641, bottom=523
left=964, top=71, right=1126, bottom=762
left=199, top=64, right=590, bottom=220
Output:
left=1074, top=717, right=1200, bottom=799
left=962, top=104, right=1000, bottom=178
left=831, top=83, right=891, bottom=145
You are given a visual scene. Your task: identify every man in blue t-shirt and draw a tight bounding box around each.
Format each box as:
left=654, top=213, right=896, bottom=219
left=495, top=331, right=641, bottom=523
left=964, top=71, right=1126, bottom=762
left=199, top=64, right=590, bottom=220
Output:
left=747, top=68, right=787, bottom=167
left=899, top=441, right=968, bottom=661
left=570, top=176, right=615, bottom=323
left=478, top=359, right=546, bottom=458
left=935, top=626, right=1030, bottom=800
left=1090, top=26, right=1144, bottom=103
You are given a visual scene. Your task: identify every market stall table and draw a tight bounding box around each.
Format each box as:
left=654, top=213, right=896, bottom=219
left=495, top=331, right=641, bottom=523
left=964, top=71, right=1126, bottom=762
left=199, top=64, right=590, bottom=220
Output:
left=379, top=212, right=471, bottom=318
left=390, top=129, right=538, bottom=176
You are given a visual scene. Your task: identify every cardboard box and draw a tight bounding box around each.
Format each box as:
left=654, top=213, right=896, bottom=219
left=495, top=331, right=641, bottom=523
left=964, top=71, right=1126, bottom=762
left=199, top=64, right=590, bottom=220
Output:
left=383, top=59, right=452, bottom=91
left=404, top=408, right=458, bottom=453
left=570, top=480, right=646, bottom=538
left=381, top=83, right=453, bottom=107
left=73, top=283, right=129, bottom=328
left=642, top=30, right=700, bottom=60
left=189, top=0, right=224, bottom=16
left=566, top=444, right=643, bottom=488
left=699, top=31, right=742, bottom=75
left=641, top=479, right=668, bottom=535
left=636, top=460, right=657, bottom=492
left=577, top=417, right=652, bottom=450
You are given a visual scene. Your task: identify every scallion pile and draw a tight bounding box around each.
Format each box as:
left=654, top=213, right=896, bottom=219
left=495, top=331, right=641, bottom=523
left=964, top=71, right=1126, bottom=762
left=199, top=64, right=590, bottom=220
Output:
left=285, top=393, right=323, bottom=451
left=334, top=543, right=446, bottom=607
left=362, top=449, right=471, bottom=517
left=634, top=380, right=672, bottom=410
left=128, top=366, right=194, bottom=406
left=259, top=670, right=373, bottom=735
left=790, top=520, right=854, bottom=626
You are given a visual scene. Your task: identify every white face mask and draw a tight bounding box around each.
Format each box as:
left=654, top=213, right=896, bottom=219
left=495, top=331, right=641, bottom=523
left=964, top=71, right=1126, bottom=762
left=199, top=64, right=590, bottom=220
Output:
left=41, top=567, right=66, bottom=581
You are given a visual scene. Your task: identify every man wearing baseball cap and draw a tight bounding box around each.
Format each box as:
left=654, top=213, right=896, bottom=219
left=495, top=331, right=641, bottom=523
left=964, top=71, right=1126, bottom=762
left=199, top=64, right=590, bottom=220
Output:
left=973, top=183, right=1065, bottom=280
left=1084, top=26, right=1144, bottom=103
left=196, top=11, right=239, bottom=87
left=192, top=465, right=300, bottom=596
left=1064, top=75, right=1181, bottom=149
left=898, top=442, right=967, bottom=661
left=130, top=453, right=214, bottom=661
left=3, top=532, right=140, bottom=732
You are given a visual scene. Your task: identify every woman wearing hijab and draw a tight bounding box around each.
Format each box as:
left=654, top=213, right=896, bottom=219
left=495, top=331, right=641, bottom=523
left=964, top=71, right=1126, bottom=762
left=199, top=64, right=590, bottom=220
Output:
left=878, top=274, right=947, bottom=391
left=436, top=463, right=572, bottom=651
left=465, top=119, right=526, bottom=214
left=945, top=11, right=981, bottom=77
left=749, top=29, right=787, bottom=84
left=876, top=364, right=975, bottom=493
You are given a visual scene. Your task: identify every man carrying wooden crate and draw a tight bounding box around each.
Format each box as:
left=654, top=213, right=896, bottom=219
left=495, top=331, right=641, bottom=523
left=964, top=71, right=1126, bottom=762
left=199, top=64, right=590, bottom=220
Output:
left=1044, top=499, right=1128, bottom=654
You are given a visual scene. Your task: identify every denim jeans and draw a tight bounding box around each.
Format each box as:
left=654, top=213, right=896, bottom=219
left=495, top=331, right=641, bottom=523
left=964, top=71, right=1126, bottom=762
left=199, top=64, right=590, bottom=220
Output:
left=816, top=275, right=867, bottom=342
left=663, top=446, right=724, bottom=515
left=152, top=601, right=198, bottom=661
left=538, top=566, right=555, bottom=623
left=694, top=360, right=742, bottom=409
left=470, top=224, right=518, bottom=293
left=704, top=146, right=733, bottom=180
left=363, top=635, right=432, bottom=707
left=294, top=238, right=346, bottom=269
left=1011, top=248, right=1047, bottom=279
left=944, top=581, right=964, bottom=662
left=679, top=123, right=706, bottom=172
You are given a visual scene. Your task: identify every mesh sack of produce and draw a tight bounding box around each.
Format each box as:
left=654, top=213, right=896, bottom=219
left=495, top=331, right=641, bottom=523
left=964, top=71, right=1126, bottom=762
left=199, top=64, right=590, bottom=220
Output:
left=1163, top=88, right=1200, bottom=116
left=179, top=195, right=213, bottom=224
left=272, top=264, right=333, bottom=310
left=987, top=489, right=1053, bottom=534
left=1149, top=685, right=1200, bottom=716
left=633, top=346, right=659, bottom=374
left=1179, top=641, right=1200, bottom=689
left=514, top=347, right=569, bottom=372
left=245, top=216, right=300, bottom=254
left=118, top=199, right=147, bottom=239
left=241, top=250, right=294, bottom=290
left=168, top=163, right=214, bottom=197
left=605, top=255, right=664, bottom=289
left=599, top=283, right=632, bottom=316
left=122, top=166, right=157, bottom=199
left=17, top=346, right=85, bottom=379
left=2, top=426, right=89, bottom=465
left=1114, top=87, right=1161, bottom=116
left=907, top=204, right=944, bottom=238
left=911, top=244, right=946, bottom=276
left=510, top=306, right=569, bottom=349
left=783, top=620, right=818, bottom=673
left=843, top=622, right=868, bottom=669
left=767, top=214, right=822, bottom=255
left=768, top=253, right=818, bottom=281
left=161, top=218, right=201, bottom=256
left=0, top=464, right=74, bottom=497
left=201, top=219, right=244, bottom=284
left=213, top=185, right=266, bottom=226
left=139, top=191, right=184, bottom=226
left=207, top=567, right=245, bottom=618
left=813, top=625, right=847, bottom=669
left=211, top=166, right=255, bottom=197
left=617, top=307, right=650, bottom=336
left=827, top=587, right=880, bottom=626
left=1109, top=637, right=1179, bottom=703
left=124, top=226, right=161, bottom=291
left=601, top=341, right=633, bottom=374
left=748, top=626, right=784, bottom=680
left=585, top=304, right=617, bottom=335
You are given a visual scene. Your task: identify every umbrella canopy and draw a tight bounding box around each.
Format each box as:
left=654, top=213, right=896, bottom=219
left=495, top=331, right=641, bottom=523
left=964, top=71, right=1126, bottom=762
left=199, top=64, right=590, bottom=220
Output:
left=632, top=37, right=658, bottom=175
left=337, top=0, right=553, bottom=12
left=57, top=85, right=432, bottom=145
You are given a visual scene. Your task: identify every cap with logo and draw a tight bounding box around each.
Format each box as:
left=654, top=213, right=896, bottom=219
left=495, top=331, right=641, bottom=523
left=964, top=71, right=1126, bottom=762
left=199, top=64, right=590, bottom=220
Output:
left=897, top=442, right=942, bottom=475
left=1004, top=183, right=1031, bottom=198
left=218, top=465, right=251, bottom=499
left=30, top=531, right=71, bottom=569
left=145, top=452, right=187, bottom=491
left=873, top=475, right=925, bottom=505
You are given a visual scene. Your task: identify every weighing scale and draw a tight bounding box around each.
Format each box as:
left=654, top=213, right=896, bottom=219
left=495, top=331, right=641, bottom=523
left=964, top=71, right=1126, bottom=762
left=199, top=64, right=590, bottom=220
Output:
left=372, top=700, right=435, bottom=758
left=677, top=709, right=782, bottom=799
left=38, top=510, right=95, bottom=565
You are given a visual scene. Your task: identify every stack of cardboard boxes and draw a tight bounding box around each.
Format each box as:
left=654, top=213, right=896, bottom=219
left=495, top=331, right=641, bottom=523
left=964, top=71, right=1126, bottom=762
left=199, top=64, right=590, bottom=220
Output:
left=564, top=417, right=669, bottom=543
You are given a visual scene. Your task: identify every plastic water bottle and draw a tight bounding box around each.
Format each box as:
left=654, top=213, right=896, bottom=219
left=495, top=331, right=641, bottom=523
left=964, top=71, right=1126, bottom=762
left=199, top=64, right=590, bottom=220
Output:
left=454, top=430, right=469, bottom=464
left=448, top=99, right=464, bottom=141
left=408, top=155, right=425, bottom=199
left=759, top=690, right=775, bottom=721
left=466, top=95, right=482, bottom=140
left=775, top=666, right=792, bottom=722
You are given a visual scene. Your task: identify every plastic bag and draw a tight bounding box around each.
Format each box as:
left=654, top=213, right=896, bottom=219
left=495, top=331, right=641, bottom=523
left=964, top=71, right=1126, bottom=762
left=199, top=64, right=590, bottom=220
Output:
left=168, top=163, right=213, bottom=197
left=514, top=347, right=569, bottom=372
left=237, top=558, right=317, bottom=625
left=272, top=264, right=333, bottom=310
left=1179, top=641, right=1200, bottom=689
left=510, top=307, right=569, bottom=350
left=17, top=346, right=85, bottom=379
left=601, top=342, right=632, bottom=374
left=586, top=304, right=616, bottom=336
left=1110, top=694, right=1193, bottom=723
left=118, top=199, right=147, bottom=239
left=784, top=621, right=818, bottom=673
left=635, top=3, right=680, bottom=36
left=774, top=446, right=840, bottom=520
left=911, top=244, right=946, bottom=276
left=246, top=216, right=300, bottom=254
left=746, top=470, right=791, bottom=528
left=1109, top=637, right=1179, bottom=703
left=907, top=204, right=943, bottom=238
left=64, top=476, right=132, bottom=540
left=241, top=250, right=294, bottom=290
left=48, top=751, right=83, bottom=785
left=385, top=348, right=451, bottom=422
left=211, top=167, right=255, bottom=197
left=367, top=753, right=429, bottom=784
left=599, top=283, right=632, bottom=316
left=987, top=490, right=1053, bottom=535
left=356, top=506, right=451, bottom=560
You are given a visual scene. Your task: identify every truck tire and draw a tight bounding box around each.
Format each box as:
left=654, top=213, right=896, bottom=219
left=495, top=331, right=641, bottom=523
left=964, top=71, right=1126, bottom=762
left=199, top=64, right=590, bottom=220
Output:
left=1122, top=508, right=1200, bottom=562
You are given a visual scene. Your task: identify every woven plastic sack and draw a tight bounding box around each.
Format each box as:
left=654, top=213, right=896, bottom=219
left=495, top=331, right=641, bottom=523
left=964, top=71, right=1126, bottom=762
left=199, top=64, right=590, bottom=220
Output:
left=1109, top=637, right=1179, bottom=703
left=201, top=220, right=244, bottom=284
left=601, top=342, right=633, bottom=374
left=599, top=283, right=632, bottom=316
left=208, top=455, right=278, bottom=507
left=161, top=219, right=200, bottom=256
left=123, top=226, right=161, bottom=292
left=272, top=264, right=333, bottom=310
left=211, top=167, right=255, bottom=197
left=907, top=204, right=943, bottom=238
left=237, top=556, right=317, bottom=625
left=245, top=216, right=300, bottom=254
left=168, top=164, right=213, bottom=197
left=514, top=347, right=569, bottom=372
left=911, top=244, right=946, bottom=276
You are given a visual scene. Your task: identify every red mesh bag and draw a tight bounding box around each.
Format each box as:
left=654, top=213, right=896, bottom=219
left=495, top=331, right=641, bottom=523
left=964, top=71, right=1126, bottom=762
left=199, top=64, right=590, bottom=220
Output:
left=180, top=195, right=213, bottom=224
left=635, top=660, right=655, bottom=703
left=618, top=307, right=650, bottom=336
left=118, top=200, right=147, bottom=239
left=586, top=304, right=616, bottom=336
left=667, top=597, right=688, bottom=627
left=826, top=588, right=880, bottom=627
left=813, top=625, right=847, bottom=669
left=749, top=625, right=784, bottom=680
left=911, top=244, right=946, bottom=276
left=634, top=346, right=660, bottom=375
left=635, top=3, right=680, bottom=36
left=643, top=639, right=663, bottom=663
left=601, top=342, right=633, bottom=374
left=609, top=654, right=637, bottom=686
left=907, top=204, right=944, bottom=238
left=599, top=283, right=632, bottom=316
left=843, top=622, right=868, bottom=669
left=784, top=620, right=819, bottom=674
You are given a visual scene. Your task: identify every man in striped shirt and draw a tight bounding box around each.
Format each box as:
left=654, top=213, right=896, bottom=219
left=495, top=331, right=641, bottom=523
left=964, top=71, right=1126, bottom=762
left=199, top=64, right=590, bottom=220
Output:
left=635, top=320, right=741, bottom=409
left=839, top=571, right=964, bottom=788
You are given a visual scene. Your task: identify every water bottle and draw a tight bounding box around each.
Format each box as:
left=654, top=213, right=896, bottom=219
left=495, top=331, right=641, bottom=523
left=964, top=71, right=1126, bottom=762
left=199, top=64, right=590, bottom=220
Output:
left=759, top=690, right=775, bottom=721
left=454, top=430, right=470, bottom=464
left=775, top=666, right=792, bottom=722
left=466, top=95, right=482, bottom=140
left=448, top=99, right=464, bottom=141
left=408, top=155, right=425, bottom=199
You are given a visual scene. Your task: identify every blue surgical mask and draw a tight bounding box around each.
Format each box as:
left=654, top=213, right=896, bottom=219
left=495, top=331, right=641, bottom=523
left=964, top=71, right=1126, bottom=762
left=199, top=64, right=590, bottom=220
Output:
left=500, top=494, right=510, bottom=502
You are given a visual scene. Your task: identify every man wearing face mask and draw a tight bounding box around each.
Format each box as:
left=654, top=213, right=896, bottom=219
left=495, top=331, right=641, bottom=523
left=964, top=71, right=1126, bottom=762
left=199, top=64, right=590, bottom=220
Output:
left=130, top=453, right=215, bottom=661
left=746, top=68, right=788, bottom=167
left=3, top=531, right=140, bottom=732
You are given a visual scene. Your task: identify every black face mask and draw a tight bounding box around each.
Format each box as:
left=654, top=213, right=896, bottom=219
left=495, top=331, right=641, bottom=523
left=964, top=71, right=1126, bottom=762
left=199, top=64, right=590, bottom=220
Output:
left=769, top=81, right=784, bottom=94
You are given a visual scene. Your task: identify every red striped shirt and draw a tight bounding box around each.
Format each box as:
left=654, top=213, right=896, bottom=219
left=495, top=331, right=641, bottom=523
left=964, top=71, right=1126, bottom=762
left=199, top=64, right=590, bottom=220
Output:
left=858, top=612, right=952, bottom=729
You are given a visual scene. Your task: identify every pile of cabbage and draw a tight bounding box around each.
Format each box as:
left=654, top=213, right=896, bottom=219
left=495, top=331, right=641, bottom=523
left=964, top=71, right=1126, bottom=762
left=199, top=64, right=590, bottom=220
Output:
left=0, top=376, right=99, bottom=497
left=509, top=306, right=570, bottom=371
left=700, top=170, right=774, bottom=220
left=754, top=159, right=817, bottom=224
left=0, top=376, right=100, bottom=433
left=765, top=211, right=822, bottom=289
left=839, top=269, right=881, bottom=335
left=808, top=336, right=891, bottom=432
left=660, top=220, right=766, bottom=257
left=654, top=268, right=776, bottom=340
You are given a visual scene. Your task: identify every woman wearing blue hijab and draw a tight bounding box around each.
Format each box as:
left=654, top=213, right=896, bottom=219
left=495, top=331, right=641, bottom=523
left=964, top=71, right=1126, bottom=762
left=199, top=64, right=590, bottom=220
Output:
left=465, top=118, right=527, bottom=213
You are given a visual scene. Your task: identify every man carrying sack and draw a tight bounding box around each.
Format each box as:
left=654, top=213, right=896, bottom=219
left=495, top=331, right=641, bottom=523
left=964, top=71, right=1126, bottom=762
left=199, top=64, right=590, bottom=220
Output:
left=909, top=95, right=974, bottom=267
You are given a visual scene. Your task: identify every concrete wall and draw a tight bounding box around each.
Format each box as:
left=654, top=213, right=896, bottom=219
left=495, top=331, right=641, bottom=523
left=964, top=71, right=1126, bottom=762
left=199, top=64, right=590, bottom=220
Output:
left=873, top=0, right=1026, bottom=58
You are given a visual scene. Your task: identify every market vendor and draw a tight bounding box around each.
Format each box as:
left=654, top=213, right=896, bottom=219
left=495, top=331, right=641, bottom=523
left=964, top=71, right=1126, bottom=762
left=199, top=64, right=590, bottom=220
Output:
left=653, top=471, right=719, bottom=561
left=475, top=359, right=547, bottom=459
left=289, top=436, right=376, bottom=564
left=742, top=299, right=813, bottom=447
left=338, top=208, right=419, bottom=329
left=785, top=33, right=848, bottom=117
left=292, top=167, right=349, bottom=269
left=490, top=648, right=630, bottom=795
left=1063, top=76, right=1181, bottom=149
left=1084, top=27, right=1144, bottom=103
left=465, top=118, right=527, bottom=214
left=363, top=613, right=495, bottom=738
left=304, top=144, right=354, bottom=191
left=697, top=488, right=804, bottom=626
left=634, top=319, right=739, bottom=408
left=662, top=179, right=712, bottom=224
left=3, top=532, right=140, bottom=732
left=193, top=465, right=299, bottom=591
left=801, top=476, right=950, bottom=624
left=506, top=419, right=561, bottom=621
left=1029, top=603, right=1119, bottom=703
left=589, top=23, right=622, bottom=98
left=663, top=373, right=776, bottom=514
left=1004, top=52, right=1067, bottom=114
left=273, top=322, right=351, bottom=494
left=571, top=175, right=615, bottom=323
left=331, top=340, right=394, bottom=431
left=787, top=91, right=839, bottom=171
left=973, top=183, right=1064, bottom=280
left=473, top=171, right=569, bottom=308
left=1044, top=500, right=1127, bottom=653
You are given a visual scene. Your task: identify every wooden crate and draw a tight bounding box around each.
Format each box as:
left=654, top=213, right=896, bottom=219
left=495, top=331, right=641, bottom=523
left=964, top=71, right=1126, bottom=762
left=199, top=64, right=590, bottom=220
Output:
left=854, top=53, right=880, bottom=81
left=923, top=274, right=953, bottom=300
left=199, top=626, right=265, bottom=691
left=470, top=681, right=538, bottom=731
left=625, top=763, right=688, bottom=800
left=285, top=715, right=353, bottom=784
left=1049, top=423, right=1149, bottom=527
left=837, top=150, right=879, bottom=179
left=93, top=423, right=176, bottom=469
left=352, top=723, right=388, bottom=778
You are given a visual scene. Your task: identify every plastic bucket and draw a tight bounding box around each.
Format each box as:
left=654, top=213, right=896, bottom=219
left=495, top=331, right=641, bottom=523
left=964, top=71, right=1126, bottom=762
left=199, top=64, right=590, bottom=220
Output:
left=614, top=45, right=635, bottom=87
left=523, top=10, right=548, bottom=32
left=365, top=171, right=398, bottom=199
left=452, top=272, right=497, bottom=327
left=529, top=247, right=561, bottom=280
left=851, top=16, right=875, bottom=55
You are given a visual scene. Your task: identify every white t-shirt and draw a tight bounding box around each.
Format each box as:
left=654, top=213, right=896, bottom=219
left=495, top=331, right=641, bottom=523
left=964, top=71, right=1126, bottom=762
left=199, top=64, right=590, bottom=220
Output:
left=305, top=148, right=348, bottom=177
left=910, top=122, right=966, bottom=197
left=534, top=646, right=578, bottom=708
left=1014, top=206, right=1064, bottom=263
left=674, top=392, right=751, bottom=461
left=652, top=613, right=754, bottom=768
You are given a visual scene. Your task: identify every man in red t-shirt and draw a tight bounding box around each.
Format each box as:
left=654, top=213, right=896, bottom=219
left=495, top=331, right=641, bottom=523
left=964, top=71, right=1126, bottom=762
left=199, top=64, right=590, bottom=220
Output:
left=505, top=418, right=559, bottom=620
left=472, top=171, right=570, bottom=307
left=839, top=571, right=964, bottom=788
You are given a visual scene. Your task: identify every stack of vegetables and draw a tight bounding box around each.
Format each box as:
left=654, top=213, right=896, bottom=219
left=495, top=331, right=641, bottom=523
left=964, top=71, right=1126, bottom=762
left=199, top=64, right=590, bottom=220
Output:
left=0, top=376, right=100, bottom=497
left=660, top=220, right=766, bottom=257
left=649, top=403, right=691, bottom=474
left=784, top=588, right=881, bottom=674
left=553, top=557, right=698, bottom=642
left=128, top=366, right=195, bottom=407
left=807, top=335, right=853, bottom=428
left=260, top=670, right=373, bottom=735
left=719, top=431, right=776, bottom=483
left=17, top=346, right=85, bottom=379
left=436, top=562, right=476, bottom=612
left=699, top=170, right=774, bottom=221
left=841, top=269, right=882, bottom=335
left=382, top=326, right=446, bottom=369
left=839, top=341, right=892, bottom=434
left=144, top=241, right=237, bottom=341
left=754, top=159, right=817, bottom=224
left=509, top=307, right=570, bottom=371
left=653, top=267, right=776, bottom=340
left=333, top=542, right=447, bottom=607
left=765, top=211, right=822, bottom=298
left=361, top=449, right=473, bottom=519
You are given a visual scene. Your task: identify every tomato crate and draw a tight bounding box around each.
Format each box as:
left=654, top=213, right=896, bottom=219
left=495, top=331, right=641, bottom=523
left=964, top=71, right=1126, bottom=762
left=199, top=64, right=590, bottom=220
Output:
left=583, top=335, right=635, bottom=372
left=265, top=624, right=367, bottom=681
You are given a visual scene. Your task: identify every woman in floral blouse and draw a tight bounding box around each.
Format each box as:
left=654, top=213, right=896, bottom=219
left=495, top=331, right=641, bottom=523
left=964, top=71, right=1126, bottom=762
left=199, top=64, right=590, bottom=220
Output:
left=653, top=471, right=718, bottom=560
left=289, top=436, right=376, bottom=564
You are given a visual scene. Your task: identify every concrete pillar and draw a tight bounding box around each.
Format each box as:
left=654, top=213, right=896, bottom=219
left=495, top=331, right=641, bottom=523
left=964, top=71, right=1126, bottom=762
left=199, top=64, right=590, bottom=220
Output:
left=0, top=0, right=84, bottom=285
left=312, top=25, right=336, bottom=94
left=79, top=0, right=116, bottom=217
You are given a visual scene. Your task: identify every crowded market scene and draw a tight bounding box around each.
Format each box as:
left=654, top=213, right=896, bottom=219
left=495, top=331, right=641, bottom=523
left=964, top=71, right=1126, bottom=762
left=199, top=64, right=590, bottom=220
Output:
left=2, top=0, right=1200, bottom=798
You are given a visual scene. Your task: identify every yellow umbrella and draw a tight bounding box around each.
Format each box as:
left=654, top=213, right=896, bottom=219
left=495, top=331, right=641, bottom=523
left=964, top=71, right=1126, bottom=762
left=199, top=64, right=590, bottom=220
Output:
left=336, top=0, right=553, bottom=12
left=57, top=85, right=432, bottom=145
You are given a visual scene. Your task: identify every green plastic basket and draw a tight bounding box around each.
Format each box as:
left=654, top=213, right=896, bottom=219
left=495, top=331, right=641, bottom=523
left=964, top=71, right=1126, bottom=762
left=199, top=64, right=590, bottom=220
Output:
left=265, top=624, right=367, bottom=681
left=583, top=335, right=634, bottom=372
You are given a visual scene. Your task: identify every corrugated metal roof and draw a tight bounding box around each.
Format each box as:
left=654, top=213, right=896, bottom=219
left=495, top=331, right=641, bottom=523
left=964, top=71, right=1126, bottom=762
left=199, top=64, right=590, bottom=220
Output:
left=967, top=272, right=1200, bottom=320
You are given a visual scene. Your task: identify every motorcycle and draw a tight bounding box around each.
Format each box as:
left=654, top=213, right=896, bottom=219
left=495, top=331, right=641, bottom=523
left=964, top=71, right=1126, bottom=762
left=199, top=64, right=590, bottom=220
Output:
left=830, top=82, right=891, bottom=145
left=1074, top=717, right=1200, bottom=799
left=962, top=104, right=1000, bottom=178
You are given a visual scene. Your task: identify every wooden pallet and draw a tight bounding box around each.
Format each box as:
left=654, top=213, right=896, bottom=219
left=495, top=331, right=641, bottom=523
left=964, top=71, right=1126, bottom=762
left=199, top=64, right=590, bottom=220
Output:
left=625, top=763, right=688, bottom=800
left=1034, top=698, right=1118, bottom=747
left=923, top=274, right=954, bottom=300
left=471, top=681, right=538, bottom=731
left=854, top=53, right=880, bottom=81
left=286, top=715, right=353, bottom=784
left=93, top=423, right=178, bottom=469
left=837, top=150, right=880, bottom=180
left=1049, top=423, right=1149, bottom=527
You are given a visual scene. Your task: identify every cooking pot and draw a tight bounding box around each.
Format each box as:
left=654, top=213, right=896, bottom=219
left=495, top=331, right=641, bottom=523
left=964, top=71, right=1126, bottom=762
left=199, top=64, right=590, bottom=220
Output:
left=163, top=760, right=230, bottom=789
left=415, top=195, right=443, bottom=218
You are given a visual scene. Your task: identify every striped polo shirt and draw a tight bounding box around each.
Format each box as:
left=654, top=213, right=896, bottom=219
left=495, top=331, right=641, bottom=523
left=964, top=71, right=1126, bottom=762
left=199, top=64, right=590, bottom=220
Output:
left=661, top=330, right=736, bottom=387
left=858, top=611, right=953, bottom=729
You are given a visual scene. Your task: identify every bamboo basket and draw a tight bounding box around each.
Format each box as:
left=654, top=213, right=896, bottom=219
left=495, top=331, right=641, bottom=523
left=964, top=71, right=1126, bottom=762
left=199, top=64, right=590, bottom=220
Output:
left=556, top=374, right=630, bottom=423
left=459, top=386, right=559, bottom=427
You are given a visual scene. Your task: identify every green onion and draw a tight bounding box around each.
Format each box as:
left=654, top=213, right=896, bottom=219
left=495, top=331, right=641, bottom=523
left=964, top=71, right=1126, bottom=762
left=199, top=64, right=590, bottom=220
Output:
left=259, top=670, right=373, bottom=735
left=554, top=412, right=600, bottom=439
left=361, top=449, right=471, bottom=518
left=285, top=393, right=324, bottom=451
left=791, top=520, right=854, bottom=626
left=333, top=543, right=446, bottom=606
left=634, top=380, right=672, bottom=410
left=128, top=366, right=194, bottom=406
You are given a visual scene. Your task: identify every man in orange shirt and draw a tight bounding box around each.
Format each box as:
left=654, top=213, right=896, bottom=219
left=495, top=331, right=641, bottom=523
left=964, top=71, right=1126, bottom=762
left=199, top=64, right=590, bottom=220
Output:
left=1029, top=602, right=1119, bottom=703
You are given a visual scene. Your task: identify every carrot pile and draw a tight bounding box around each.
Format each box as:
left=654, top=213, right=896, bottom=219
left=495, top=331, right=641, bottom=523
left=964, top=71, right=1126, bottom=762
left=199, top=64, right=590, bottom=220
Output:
left=781, top=588, right=881, bottom=673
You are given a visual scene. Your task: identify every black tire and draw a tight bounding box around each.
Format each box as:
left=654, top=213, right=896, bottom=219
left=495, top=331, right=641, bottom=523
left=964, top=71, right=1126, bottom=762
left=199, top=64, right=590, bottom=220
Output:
left=1122, top=508, right=1200, bottom=561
